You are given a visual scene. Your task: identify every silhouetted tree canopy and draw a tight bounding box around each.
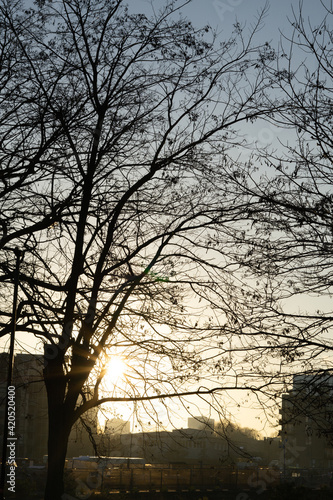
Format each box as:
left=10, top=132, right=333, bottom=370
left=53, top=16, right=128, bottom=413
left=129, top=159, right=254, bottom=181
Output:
left=0, top=0, right=283, bottom=498
left=3, top=0, right=333, bottom=498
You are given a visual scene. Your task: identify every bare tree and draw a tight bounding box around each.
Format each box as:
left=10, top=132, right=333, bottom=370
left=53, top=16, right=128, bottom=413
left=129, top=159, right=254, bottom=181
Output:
left=0, top=0, right=280, bottom=498
left=218, top=0, right=333, bottom=434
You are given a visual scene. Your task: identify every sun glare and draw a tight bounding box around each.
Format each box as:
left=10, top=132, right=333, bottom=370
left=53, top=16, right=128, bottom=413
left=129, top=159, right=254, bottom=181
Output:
left=104, top=356, right=126, bottom=387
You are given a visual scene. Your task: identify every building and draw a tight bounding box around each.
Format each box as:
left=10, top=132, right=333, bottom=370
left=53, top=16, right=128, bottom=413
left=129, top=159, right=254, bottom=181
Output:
left=104, top=418, right=131, bottom=435
left=0, top=353, right=48, bottom=461
left=187, top=416, right=215, bottom=431
left=87, top=417, right=131, bottom=457
left=67, top=405, right=99, bottom=458
left=111, top=424, right=228, bottom=465
left=0, top=352, right=101, bottom=461
left=279, top=373, right=333, bottom=468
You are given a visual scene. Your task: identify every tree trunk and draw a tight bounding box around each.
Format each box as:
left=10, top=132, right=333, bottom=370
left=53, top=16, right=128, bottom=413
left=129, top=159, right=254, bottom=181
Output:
left=44, top=406, right=72, bottom=500
left=44, top=402, right=71, bottom=499
left=43, top=354, right=72, bottom=500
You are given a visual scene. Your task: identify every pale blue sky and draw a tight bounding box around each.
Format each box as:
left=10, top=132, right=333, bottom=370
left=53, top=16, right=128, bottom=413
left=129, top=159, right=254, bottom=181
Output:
left=132, top=0, right=325, bottom=47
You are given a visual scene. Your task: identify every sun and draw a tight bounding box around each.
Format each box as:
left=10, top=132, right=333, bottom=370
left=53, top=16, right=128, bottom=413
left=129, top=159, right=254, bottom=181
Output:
left=104, top=356, right=126, bottom=387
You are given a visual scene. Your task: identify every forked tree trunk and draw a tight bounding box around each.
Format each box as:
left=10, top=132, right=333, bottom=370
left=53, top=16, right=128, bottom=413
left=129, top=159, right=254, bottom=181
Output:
left=44, top=405, right=72, bottom=500
left=43, top=355, right=73, bottom=500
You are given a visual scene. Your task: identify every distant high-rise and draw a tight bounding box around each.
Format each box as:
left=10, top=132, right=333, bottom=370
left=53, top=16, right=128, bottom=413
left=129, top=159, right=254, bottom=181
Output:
left=0, top=353, right=48, bottom=461
left=280, top=372, right=333, bottom=468
left=0, top=352, right=100, bottom=461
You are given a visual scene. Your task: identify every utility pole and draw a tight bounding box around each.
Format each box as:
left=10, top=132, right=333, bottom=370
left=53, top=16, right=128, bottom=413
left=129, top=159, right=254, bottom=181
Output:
left=0, top=248, right=23, bottom=500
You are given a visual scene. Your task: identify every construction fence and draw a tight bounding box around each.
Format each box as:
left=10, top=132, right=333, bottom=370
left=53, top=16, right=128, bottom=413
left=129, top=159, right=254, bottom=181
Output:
left=70, top=465, right=280, bottom=494
left=15, top=465, right=333, bottom=498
